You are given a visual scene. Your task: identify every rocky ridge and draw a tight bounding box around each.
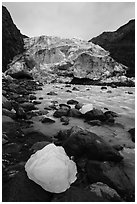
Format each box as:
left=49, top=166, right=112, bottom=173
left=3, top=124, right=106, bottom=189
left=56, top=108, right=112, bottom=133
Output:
left=90, top=19, right=135, bottom=77
left=2, top=6, right=24, bottom=72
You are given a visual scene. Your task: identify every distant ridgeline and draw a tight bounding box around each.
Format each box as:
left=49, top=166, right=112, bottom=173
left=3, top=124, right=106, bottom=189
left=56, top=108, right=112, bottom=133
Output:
left=90, top=20, right=135, bottom=77
left=2, top=6, right=135, bottom=86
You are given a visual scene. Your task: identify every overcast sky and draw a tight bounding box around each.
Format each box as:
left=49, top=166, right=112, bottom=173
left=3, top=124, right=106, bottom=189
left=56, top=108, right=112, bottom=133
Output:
left=2, top=2, right=135, bottom=40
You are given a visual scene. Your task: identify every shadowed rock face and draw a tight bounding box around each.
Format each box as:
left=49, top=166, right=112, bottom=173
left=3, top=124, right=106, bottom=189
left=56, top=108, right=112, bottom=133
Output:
left=90, top=20, right=135, bottom=77
left=2, top=6, right=24, bottom=72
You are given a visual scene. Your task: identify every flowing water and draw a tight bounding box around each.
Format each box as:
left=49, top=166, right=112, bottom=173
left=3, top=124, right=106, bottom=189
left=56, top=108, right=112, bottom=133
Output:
left=26, top=83, right=135, bottom=188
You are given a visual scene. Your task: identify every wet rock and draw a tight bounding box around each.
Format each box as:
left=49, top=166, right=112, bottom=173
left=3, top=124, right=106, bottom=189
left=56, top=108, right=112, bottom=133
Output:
left=89, top=182, right=122, bottom=202
left=62, top=126, right=123, bottom=161
left=53, top=109, right=69, bottom=118
left=79, top=103, right=93, bottom=114
left=30, top=141, right=51, bottom=153
left=110, top=84, right=117, bottom=88
left=75, top=102, right=83, bottom=110
left=84, top=108, right=106, bottom=122
left=60, top=116, right=69, bottom=123
left=68, top=108, right=82, bottom=118
left=101, top=86, right=107, bottom=90
left=47, top=91, right=57, bottom=95
left=86, top=160, right=134, bottom=201
left=21, top=102, right=37, bottom=112
left=128, top=128, right=135, bottom=142
left=67, top=99, right=79, bottom=105
left=72, top=87, right=79, bottom=91
left=2, top=170, right=53, bottom=202
left=52, top=186, right=107, bottom=202
left=59, top=104, right=71, bottom=110
left=2, top=108, right=16, bottom=119
left=66, top=90, right=72, bottom=93
left=3, top=143, right=22, bottom=154
left=87, top=120, right=102, bottom=126
left=29, top=95, right=36, bottom=100
left=33, top=100, right=41, bottom=105
left=39, top=97, right=43, bottom=100
left=24, top=131, right=52, bottom=148
left=41, top=116, right=56, bottom=123
left=107, top=90, right=112, bottom=93
left=2, top=96, right=12, bottom=111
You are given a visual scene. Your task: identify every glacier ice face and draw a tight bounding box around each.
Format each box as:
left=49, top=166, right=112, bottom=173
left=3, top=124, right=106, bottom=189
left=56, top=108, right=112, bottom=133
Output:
left=25, top=143, right=77, bottom=193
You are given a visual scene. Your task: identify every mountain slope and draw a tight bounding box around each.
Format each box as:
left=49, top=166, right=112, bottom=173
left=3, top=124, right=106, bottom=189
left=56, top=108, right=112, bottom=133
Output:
left=2, top=6, right=24, bottom=72
left=90, top=20, right=135, bottom=77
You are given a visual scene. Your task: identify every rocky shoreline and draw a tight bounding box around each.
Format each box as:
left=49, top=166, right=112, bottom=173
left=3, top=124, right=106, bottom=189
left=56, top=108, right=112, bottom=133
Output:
left=2, top=75, right=135, bottom=202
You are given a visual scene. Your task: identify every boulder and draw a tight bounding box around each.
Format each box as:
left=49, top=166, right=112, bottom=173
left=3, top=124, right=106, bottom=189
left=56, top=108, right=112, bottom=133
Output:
left=2, top=108, right=16, bottom=119
left=89, top=182, right=122, bottom=201
left=52, top=186, right=107, bottom=202
left=53, top=109, right=69, bottom=118
left=84, top=108, right=106, bottom=122
left=75, top=102, right=83, bottom=110
left=2, top=96, right=12, bottom=111
left=128, top=128, right=135, bottom=143
left=87, top=120, right=102, bottom=126
left=60, top=116, right=69, bottom=123
left=47, top=91, right=57, bottom=95
left=21, top=102, right=37, bottom=112
left=86, top=160, right=135, bottom=201
left=29, top=95, right=36, bottom=100
left=41, top=116, right=56, bottom=123
left=2, top=170, right=53, bottom=202
left=62, top=126, right=123, bottom=161
left=30, top=141, right=51, bottom=153
left=68, top=108, right=82, bottom=118
left=79, top=104, right=93, bottom=114
left=59, top=104, right=71, bottom=110
left=67, top=99, right=79, bottom=105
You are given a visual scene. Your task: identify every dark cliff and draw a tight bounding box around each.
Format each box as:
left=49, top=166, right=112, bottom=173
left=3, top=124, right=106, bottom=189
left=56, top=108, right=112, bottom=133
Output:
left=2, top=6, right=24, bottom=72
left=90, top=20, right=135, bottom=77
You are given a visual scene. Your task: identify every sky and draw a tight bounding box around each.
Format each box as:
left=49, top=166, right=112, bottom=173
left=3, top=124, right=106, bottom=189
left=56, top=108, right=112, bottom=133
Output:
left=2, top=2, right=135, bottom=40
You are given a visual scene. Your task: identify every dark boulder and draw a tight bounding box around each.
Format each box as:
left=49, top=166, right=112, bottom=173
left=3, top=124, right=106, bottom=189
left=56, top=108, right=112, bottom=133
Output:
left=84, top=108, right=106, bottom=122
left=67, top=99, right=79, bottom=105
left=128, top=128, right=135, bottom=143
left=53, top=109, right=69, bottom=118
left=62, top=126, right=123, bottom=162
left=86, top=160, right=135, bottom=201
left=2, top=170, right=53, bottom=202
left=68, top=108, right=82, bottom=118
left=41, top=116, right=55, bottom=123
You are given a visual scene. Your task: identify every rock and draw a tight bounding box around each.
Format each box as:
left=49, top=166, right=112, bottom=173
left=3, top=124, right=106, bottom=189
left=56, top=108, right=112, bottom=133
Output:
left=67, top=99, right=79, bottom=105
left=29, top=95, right=36, bottom=100
left=3, top=143, right=22, bottom=154
left=89, top=182, right=122, bottom=202
left=101, top=86, right=107, bottom=90
left=2, top=115, right=15, bottom=123
left=62, top=121, right=69, bottom=125
left=104, top=110, right=119, bottom=118
left=65, top=84, right=71, bottom=87
left=75, top=102, right=83, bottom=110
left=127, top=91, right=133, bottom=94
left=41, top=116, right=56, bottom=123
left=2, top=96, right=12, bottom=111
left=59, top=104, right=71, bottom=110
left=24, top=131, right=52, bottom=148
left=53, top=109, right=69, bottom=118
left=112, top=144, right=123, bottom=151
left=8, top=71, right=33, bottom=80
left=33, top=100, right=41, bottom=105
left=30, top=141, right=51, bottom=153
left=66, top=90, right=72, bottom=93
left=68, top=108, right=82, bottom=118
left=47, top=91, right=57, bottom=95
left=2, top=108, right=16, bottom=119
left=107, top=90, right=112, bottom=93
left=2, top=138, right=8, bottom=145
left=79, top=103, right=93, bottom=114
left=39, top=97, right=43, bottom=100
left=128, top=128, right=135, bottom=142
left=12, top=102, right=26, bottom=119
left=60, top=116, right=69, bottom=123
left=21, top=102, right=37, bottom=112
left=2, top=170, right=53, bottom=202
left=110, top=84, right=117, bottom=88
left=62, top=126, right=123, bottom=161
left=87, top=120, right=101, bottom=126
left=72, top=87, right=79, bottom=91
left=84, top=108, right=105, bottom=122
left=86, top=160, right=134, bottom=201
left=52, top=186, right=108, bottom=202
